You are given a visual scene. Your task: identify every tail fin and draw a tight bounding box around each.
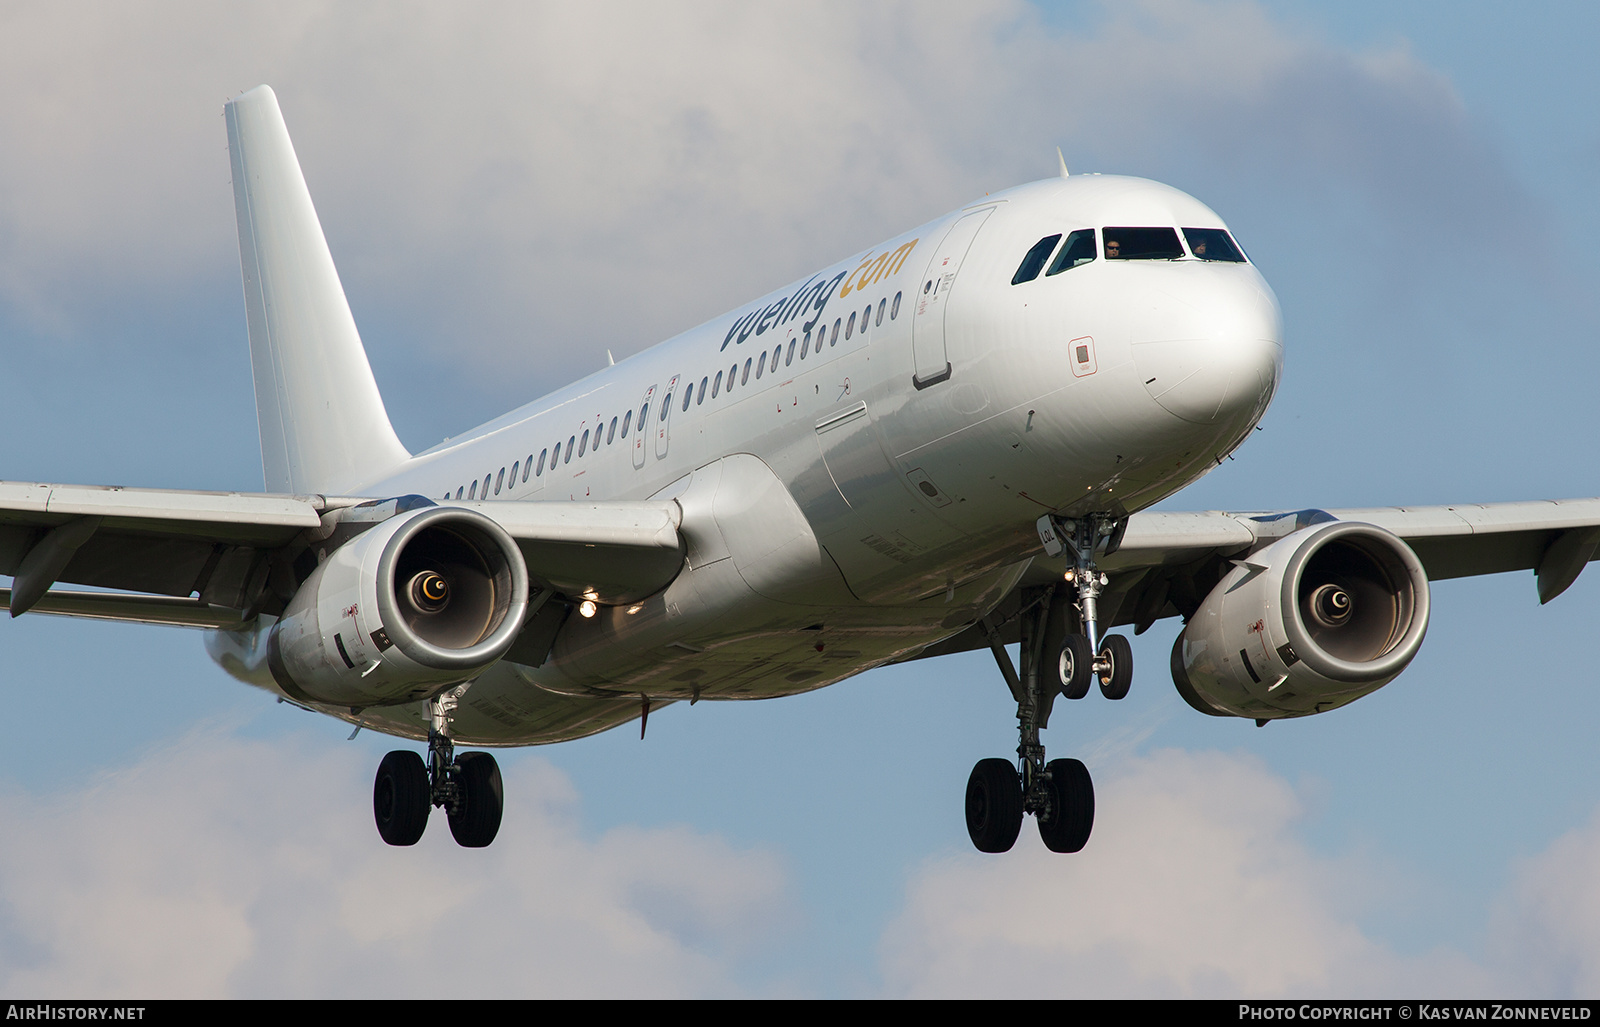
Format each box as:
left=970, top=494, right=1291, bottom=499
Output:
left=225, top=85, right=411, bottom=496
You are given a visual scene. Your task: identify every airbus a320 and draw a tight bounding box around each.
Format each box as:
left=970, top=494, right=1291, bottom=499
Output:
left=5, top=86, right=1593, bottom=853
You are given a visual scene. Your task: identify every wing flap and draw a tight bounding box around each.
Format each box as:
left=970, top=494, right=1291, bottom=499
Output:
left=457, top=499, right=685, bottom=604
left=0, top=484, right=324, bottom=606
left=0, top=484, right=323, bottom=540
left=0, top=588, right=249, bottom=629
left=1108, top=510, right=1255, bottom=563
left=1328, top=499, right=1600, bottom=583
left=0, top=482, right=686, bottom=621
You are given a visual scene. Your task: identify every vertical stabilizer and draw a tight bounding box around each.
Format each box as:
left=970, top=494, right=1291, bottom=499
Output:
left=225, top=85, right=411, bottom=495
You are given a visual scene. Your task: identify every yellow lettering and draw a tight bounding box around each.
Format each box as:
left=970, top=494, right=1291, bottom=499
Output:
left=885, top=238, right=918, bottom=276
left=854, top=252, right=890, bottom=293
left=839, top=252, right=876, bottom=297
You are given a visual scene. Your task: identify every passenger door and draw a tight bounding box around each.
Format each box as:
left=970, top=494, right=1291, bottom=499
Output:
left=912, top=207, right=995, bottom=389
left=632, top=384, right=656, bottom=471
left=655, top=374, right=680, bottom=461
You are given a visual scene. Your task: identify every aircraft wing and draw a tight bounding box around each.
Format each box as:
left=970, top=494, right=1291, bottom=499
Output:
left=0, top=483, right=684, bottom=627
left=1102, top=498, right=1600, bottom=601
left=914, top=498, right=1600, bottom=661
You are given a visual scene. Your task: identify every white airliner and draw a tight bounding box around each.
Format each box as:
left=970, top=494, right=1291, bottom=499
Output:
left=7, top=85, right=1596, bottom=851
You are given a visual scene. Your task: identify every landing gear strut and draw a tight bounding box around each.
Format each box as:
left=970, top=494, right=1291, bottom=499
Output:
left=962, top=514, right=1130, bottom=854
left=372, top=682, right=504, bottom=848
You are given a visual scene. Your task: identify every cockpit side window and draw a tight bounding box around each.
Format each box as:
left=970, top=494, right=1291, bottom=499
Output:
left=1011, top=234, right=1062, bottom=284
left=1182, top=228, right=1247, bottom=262
left=1102, top=227, right=1184, bottom=260
left=1045, top=229, right=1097, bottom=275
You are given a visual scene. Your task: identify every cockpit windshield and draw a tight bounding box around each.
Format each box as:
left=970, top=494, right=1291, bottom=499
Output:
left=1045, top=229, right=1096, bottom=275
left=1102, top=227, right=1183, bottom=260
left=1182, top=228, right=1247, bottom=262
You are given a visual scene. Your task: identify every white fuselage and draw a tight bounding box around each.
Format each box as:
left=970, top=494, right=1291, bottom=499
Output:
left=210, top=174, right=1283, bottom=745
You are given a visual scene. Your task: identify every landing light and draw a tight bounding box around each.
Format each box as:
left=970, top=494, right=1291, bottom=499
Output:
left=579, top=600, right=597, bottom=618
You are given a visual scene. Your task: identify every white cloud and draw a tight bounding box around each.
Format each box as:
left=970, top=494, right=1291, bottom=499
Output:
left=0, top=0, right=1537, bottom=402
left=1488, top=809, right=1600, bottom=996
left=0, top=729, right=794, bottom=998
left=5, top=729, right=1600, bottom=998
left=879, top=748, right=1487, bottom=997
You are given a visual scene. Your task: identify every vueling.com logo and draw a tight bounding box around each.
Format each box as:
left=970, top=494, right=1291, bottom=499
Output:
left=720, top=238, right=918, bottom=351
left=840, top=239, right=918, bottom=298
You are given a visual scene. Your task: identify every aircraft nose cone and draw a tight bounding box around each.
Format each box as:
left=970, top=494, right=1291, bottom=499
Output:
left=1132, top=270, right=1282, bottom=425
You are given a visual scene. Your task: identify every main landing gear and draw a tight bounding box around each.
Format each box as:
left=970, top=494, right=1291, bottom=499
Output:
left=965, top=513, right=1131, bottom=854
left=373, top=683, right=504, bottom=848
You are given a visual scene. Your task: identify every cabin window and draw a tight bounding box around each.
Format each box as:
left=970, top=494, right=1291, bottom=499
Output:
left=536, top=449, right=547, bottom=476
left=455, top=487, right=464, bottom=499
left=639, top=402, right=649, bottom=430
left=622, top=410, right=633, bottom=437
left=801, top=330, right=811, bottom=358
left=728, top=364, right=738, bottom=389
left=661, top=387, right=674, bottom=414
left=846, top=311, right=856, bottom=339
left=697, top=376, right=708, bottom=405
left=756, top=352, right=766, bottom=379
left=892, top=291, right=902, bottom=318
left=876, top=298, right=886, bottom=326
left=1102, top=227, right=1184, bottom=260
left=483, top=474, right=492, bottom=495
left=468, top=480, right=478, bottom=499
left=579, top=429, right=590, bottom=456
left=831, top=318, right=841, bottom=345
left=682, top=385, right=693, bottom=412
left=1046, top=229, right=1097, bottom=275
left=499, top=466, right=508, bottom=493
left=861, top=305, right=871, bottom=331
left=1011, top=234, right=1062, bottom=284
left=552, top=442, right=561, bottom=467
left=785, top=339, right=796, bottom=366
left=565, top=437, right=574, bottom=463
left=772, top=345, right=781, bottom=371
left=1182, top=227, right=1247, bottom=262
left=608, top=416, right=618, bottom=443
left=712, top=370, right=723, bottom=397
left=510, top=461, right=518, bottom=488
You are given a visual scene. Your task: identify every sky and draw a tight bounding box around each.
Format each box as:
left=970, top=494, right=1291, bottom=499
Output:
left=0, top=0, right=1598, bottom=998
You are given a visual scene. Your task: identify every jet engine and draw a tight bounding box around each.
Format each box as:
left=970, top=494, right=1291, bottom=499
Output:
left=268, top=505, right=529, bottom=707
left=1171, top=521, right=1430, bottom=720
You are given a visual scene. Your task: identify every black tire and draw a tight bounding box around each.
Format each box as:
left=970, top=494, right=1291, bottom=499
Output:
left=1037, top=758, right=1094, bottom=853
left=965, top=758, right=1023, bottom=853
left=1057, top=634, right=1094, bottom=700
left=448, top=751, right=504, bottom=848
left=1098, top=634, right=1133, bottom=700
left=374, top=750, right=430, bottom=846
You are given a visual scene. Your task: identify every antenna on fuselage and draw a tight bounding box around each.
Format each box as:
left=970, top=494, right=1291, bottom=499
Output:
left=606, top=349, right=615, bottom=366
left=1057, top=147, right=1070, bottom=178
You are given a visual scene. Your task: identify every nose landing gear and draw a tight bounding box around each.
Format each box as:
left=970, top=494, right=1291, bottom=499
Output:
left=1048, top=513, right=1134, bottom=703
left=963, top=514, right=1130, bottom=854
left=372, top=683, right=504, bottom=848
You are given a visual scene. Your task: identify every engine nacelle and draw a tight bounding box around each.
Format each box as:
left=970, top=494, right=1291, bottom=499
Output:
left=268, top=505, right=529, bottom=706
left=1171, top=521, right=1430, bottom=720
